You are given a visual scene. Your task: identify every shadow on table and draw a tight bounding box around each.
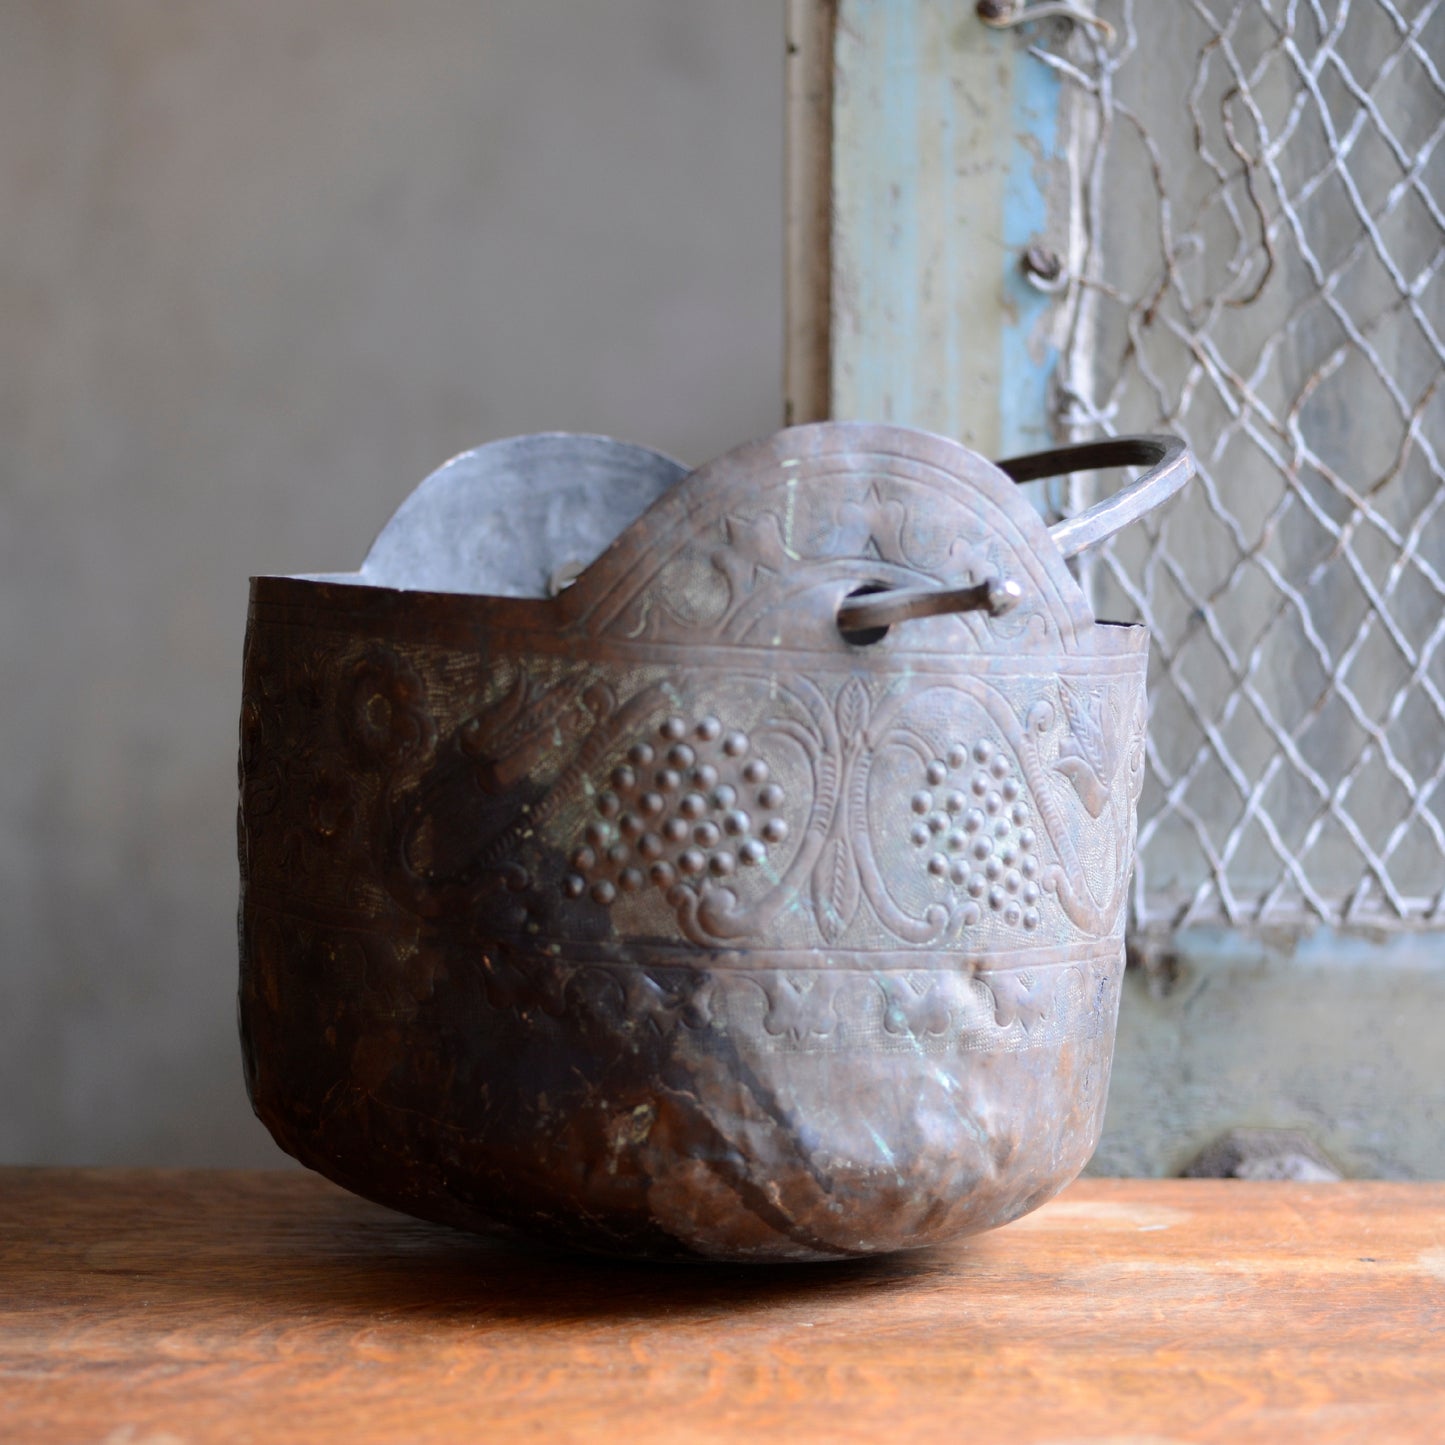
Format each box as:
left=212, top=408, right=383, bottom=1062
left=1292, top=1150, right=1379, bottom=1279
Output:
left=231, top=1215, right=967, bottom=1327
left=44, top=1172, right=988, bottom=1328
left=346, top=1229, right=958, bottom=1325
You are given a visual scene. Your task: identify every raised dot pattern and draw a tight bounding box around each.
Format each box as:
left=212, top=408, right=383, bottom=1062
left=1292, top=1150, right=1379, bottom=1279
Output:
left=910, top=739, right=1042, bottom=930
left=566, top=717, right=786, bottom=906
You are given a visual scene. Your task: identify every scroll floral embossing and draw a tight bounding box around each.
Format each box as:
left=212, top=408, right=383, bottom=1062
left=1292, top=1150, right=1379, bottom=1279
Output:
left=1017, top=680, right=1141, bottom=938
left=1055, top=678, right=1118, bottom=819
left=306, top=766, right=355, bottom=843
left=811, top=677, right=870, bottom=943
left=879, top=973, right=958, bottom=1039
left=712, top=512, right=792, bottom=604
left=458, top=672, right=614, bottom=792
left=239, top=639, right=333, bottom=835
left=341, top=646, right=435, bottom=767
left=358, top=654, right=1143, bottom=957
left=441, top=948, right=1116, bottom=1058
left=757, top=973, right=841, bottom=1045
left=575, top=434, right=1093, bottom=653
left=854, top=671, right=1145, bottom=944
left=984, top=970, right=1054, bottom=1032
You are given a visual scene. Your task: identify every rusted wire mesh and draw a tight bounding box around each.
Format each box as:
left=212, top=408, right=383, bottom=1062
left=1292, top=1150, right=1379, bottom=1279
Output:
left=1038, top=0, right=1445, bottom=932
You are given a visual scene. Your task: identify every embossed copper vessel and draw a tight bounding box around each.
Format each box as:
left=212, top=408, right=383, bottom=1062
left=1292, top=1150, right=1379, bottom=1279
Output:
left=238, top=423, right=1193, bottom=1261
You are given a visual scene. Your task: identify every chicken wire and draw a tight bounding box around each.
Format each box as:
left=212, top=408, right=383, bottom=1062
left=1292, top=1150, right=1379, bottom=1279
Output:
left=1037, top=0, right=1445, bottom=932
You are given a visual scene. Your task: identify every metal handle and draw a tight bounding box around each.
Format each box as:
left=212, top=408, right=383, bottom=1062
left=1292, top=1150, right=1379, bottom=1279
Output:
left=998, top=433, right=1194, bottom=561
left=836, top=433, right=1193, bottom=638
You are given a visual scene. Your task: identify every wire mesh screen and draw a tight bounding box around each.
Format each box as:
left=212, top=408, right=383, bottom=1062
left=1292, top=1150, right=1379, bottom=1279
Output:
left=1042, top=0, right=1445, bottom=931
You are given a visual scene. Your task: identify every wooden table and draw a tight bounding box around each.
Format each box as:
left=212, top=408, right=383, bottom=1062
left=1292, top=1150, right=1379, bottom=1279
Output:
left=1, top=1170, right=1441, bottom=1442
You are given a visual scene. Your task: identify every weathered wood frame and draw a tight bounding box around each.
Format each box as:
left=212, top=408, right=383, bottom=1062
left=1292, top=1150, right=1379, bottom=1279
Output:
left=783, top=0, right=835, bottom=426
left=785, top=1, right=1076, bottom=457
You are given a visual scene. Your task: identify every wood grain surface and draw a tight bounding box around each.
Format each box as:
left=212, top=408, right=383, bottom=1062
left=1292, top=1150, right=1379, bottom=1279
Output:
left=0, top=1170, right=1441, bottom=1443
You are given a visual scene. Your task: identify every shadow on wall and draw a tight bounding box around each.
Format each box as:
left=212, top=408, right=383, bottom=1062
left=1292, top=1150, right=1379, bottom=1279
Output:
left=0, top=0, right=783, bottom=1165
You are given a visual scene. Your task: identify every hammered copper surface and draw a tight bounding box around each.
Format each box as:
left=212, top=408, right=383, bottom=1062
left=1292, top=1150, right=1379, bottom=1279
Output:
left=237, top=422, right=1186, bottom=1261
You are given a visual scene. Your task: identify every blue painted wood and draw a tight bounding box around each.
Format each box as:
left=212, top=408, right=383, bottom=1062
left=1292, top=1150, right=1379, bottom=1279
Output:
left=831, top=3, right=1067, bottom=462
left=1000, top=43, right=1066, bottom=458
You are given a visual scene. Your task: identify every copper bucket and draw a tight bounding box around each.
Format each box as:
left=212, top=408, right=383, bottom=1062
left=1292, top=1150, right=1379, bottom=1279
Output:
left=238, top=422, right=1193, bottom=1261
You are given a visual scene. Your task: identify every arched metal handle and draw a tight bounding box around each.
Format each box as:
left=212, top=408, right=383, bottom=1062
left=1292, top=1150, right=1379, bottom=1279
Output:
left=836, top=433, right=1193, bottom=637
left=998, top=433, right=1194, bottom=560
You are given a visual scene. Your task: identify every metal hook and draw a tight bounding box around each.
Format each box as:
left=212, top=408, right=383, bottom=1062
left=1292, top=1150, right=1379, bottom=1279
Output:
left=975, top=0, right=1115, bottom=43
left=1021, top=243, right=1069, bottom=294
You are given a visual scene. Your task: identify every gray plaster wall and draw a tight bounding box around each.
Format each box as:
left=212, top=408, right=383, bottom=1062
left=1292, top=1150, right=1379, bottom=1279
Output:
left=1092, top=930, right=1445, bottom=1182
left=8, top=2, right=1435, bottom=1185
left=0, top=0, right=783, bottom=1165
